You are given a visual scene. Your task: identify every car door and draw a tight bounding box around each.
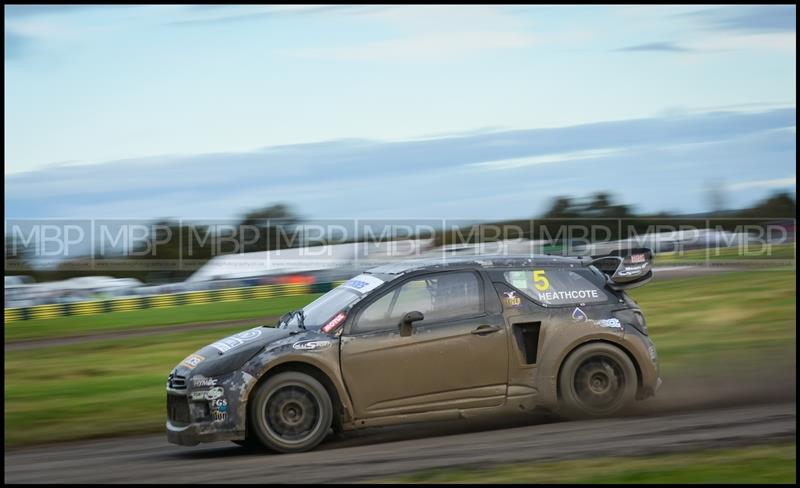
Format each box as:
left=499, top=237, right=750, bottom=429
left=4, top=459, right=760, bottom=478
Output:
left=339, top=270, right=509, bottom=419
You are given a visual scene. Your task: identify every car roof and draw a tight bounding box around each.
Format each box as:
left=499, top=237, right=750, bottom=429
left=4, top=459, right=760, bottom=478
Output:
left=364, top=254, right=587, bottom=276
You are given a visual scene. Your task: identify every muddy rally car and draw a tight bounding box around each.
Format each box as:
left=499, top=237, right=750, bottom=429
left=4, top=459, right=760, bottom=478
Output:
left=167, top=250, right=660, bottom=453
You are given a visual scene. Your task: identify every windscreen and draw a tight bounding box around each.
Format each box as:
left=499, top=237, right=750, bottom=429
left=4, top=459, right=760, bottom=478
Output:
left=287, top=274, right=385, bottom=327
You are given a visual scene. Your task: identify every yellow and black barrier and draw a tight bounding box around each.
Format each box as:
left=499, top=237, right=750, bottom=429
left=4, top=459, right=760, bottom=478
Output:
left=4, top=281, right=342, bottom=324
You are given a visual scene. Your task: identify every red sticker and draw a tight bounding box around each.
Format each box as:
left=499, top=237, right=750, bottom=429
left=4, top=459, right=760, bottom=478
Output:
left=322, top=312, right=346, bottom=333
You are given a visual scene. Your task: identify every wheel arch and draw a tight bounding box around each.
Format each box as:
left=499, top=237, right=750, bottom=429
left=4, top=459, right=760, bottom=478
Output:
left=248, top=361, right=345, bottom=434
left=555, top=339, right=643, bottom=401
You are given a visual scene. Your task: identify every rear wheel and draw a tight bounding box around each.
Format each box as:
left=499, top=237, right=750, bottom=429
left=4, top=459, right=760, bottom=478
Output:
left=249, top=371, right=332, bottom=453
left=558, top=343, right=637, bottom=419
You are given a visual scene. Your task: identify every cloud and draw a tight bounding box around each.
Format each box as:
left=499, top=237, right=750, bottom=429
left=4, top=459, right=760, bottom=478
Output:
left=727, top=176, right=796, bottom=192
left=3, top=5, right=102, bottom=18
left=287, top=31, right=536, bottom=61
left=470, top=148, right=624, bottom=171
left=616, top=42, right=691, bottom=53
left=690, top=32, right=796, bottom=53
left=686, top=5, right=796, bottom=34
left=168, top=5, right=384, bottom=26
left=4, top=31, right=31, bottom=60
left=5, top=107, right=796, bottom=220
left=285, top=5, right=536, bottom=61
left=4, top=5, right=143, bottom=62
left=670, top=6, right=797, bottom=54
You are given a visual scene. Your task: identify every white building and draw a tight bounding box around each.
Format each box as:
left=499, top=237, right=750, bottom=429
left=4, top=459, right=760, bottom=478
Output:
left=185, top=239, right=436, bottom=282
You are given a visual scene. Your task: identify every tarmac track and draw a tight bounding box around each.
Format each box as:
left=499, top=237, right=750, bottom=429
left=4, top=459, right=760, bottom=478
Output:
left=4, top=402, right=795, bottom=483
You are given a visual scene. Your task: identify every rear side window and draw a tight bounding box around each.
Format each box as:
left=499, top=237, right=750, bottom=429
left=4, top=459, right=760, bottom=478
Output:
left=354, top=271, right=482, bottom=333
left=504, top=269, right=608, bottom=306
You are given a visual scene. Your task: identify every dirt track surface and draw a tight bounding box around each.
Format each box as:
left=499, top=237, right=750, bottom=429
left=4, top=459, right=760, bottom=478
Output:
left=4, top=265, right=736, bottom=352
left=4, top=401, right=795, bottom=483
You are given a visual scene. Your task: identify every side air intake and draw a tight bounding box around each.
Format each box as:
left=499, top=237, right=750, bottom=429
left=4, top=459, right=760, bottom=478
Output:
left=513, top=322, right=541, bottom=364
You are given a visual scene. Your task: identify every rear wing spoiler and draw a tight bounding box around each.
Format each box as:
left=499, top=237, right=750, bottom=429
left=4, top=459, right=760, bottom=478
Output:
left=588, top=248, right=653, bottom=290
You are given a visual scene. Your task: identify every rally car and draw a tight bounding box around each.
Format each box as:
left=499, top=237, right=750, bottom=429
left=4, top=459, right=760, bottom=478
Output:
left=166, top=250, right=660, bottom=453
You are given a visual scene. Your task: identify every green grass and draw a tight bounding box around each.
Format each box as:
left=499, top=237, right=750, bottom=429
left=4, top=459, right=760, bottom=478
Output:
left=628, top=269, right=796, bottom=377
left=372, top=443, right=797, bottom=483
left=4, top=294, right=321, bottom=343
left=654, top=242, right=795, bottom=265
left=3, top=269, right=796, bottom=447
left=4, top=325, right=252, bottom=446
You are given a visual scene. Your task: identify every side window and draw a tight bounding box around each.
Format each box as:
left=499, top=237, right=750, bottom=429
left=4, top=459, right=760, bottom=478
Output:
left=504, top=269, right=608, bottom=306
left=353, top=272, right=483, bottom=333
left=354, top=291, right=395, bottom=332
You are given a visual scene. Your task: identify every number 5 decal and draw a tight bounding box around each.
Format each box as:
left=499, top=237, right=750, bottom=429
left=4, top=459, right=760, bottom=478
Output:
left=533, top=270, right=550, bottom=291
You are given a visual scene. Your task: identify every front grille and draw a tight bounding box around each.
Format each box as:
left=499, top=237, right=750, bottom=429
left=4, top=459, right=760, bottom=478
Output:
left=167, top=373, right=187, bottom=389
left=167, top=394, right=190, bottom=425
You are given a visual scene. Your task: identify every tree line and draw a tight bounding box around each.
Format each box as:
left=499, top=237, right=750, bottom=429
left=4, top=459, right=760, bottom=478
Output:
left=5, top=192, right=796, bottom=284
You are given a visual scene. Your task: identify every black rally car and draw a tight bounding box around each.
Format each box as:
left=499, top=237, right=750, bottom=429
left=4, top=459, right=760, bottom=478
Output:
left=167, top=249, right=659, bottom=452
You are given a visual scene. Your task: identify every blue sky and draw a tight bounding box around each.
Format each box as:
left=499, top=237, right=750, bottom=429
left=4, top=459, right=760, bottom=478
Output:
left=4, top=5, right=797, bottom=221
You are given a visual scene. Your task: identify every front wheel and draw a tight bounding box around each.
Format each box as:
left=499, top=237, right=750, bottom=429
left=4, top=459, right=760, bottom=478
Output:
left=249, top=371, right=333, bottom=453
left=558, top=343, right=638, bottom=419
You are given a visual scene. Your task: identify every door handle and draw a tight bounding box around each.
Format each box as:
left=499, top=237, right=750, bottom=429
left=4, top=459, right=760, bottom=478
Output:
left=471, top=325, right=502, bottom=335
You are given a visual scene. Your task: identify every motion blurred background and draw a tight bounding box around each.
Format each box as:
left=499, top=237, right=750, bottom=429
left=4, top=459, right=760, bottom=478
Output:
left=4, top=4, right=797, bottom=483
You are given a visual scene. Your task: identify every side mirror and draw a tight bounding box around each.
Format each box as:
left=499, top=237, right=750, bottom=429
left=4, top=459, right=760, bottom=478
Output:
left=399, top=311, right=424, bottom=337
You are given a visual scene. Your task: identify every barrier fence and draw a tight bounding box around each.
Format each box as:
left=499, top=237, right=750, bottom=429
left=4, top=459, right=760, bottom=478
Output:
left=4, top=281, right=342, bottom=324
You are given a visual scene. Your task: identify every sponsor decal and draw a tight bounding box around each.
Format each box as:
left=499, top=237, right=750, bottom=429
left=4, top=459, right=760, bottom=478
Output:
left=211, top=398, right=228, bottom=422
left=192, top=376, right=218, bottom=387
left=293, top=340, right=332, bottom=351
left=537, top=289, right=600, bottom=302
left=533, top=270, right=550, bottom=291
left=594, top=318, right=622, bottom=329
left=180, top=354, right=206, bottom=370
left=205, top=386, right=224, bottom=400
left=572, top=307, right=589, bottom=322
left=322, top=312, right=346, bottom=333
left=502, top=291, right=521, bottom=307
left=571, top=307, right=622, bottom=329
left=234, top=329, right=262, bottom=341
left=617, top=262, right=649, bottom=277
left=630, top=253, right=646, bottom=264
left=209, top=337, right=243, bottom=353
left=341, top=274, right=384, bottom=294
left=190, top=391, right=208, bottom=401
left=209, top=327, right=263, bottom=353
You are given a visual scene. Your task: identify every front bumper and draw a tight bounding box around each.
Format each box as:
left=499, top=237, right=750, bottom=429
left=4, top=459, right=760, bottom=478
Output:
left=166, top=420, right=244, bottom=446
left=165, top=370, right=256, bottom=446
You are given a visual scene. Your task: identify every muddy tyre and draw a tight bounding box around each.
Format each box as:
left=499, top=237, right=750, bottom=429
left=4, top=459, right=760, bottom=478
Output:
left=558, top=343, right=637, bottom=419
left=249, top=371, right=332, bottom=453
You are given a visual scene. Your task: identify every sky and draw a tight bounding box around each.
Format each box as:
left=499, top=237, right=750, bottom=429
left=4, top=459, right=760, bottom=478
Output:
left=4, top=4, right=797, bottom=222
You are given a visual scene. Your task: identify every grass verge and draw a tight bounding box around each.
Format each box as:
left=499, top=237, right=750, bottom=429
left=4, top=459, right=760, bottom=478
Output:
left=654, top=242, right=795, bottom=265
left=628, top=269, right=796, bottom=376
left=4, top=325, right=251, bottom=446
